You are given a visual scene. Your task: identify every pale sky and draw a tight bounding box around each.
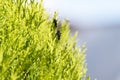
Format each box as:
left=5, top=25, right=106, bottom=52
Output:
left=43, top=0, right=120, bottom=27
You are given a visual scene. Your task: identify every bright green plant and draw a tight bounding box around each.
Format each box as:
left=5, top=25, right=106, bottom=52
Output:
left=0, top=0, right=89, bottom=80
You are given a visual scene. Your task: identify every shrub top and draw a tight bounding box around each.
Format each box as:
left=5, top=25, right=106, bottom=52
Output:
left=0, top=0, right=87, bottom=80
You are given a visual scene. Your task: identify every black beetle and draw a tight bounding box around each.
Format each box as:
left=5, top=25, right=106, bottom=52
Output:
left=53, top=19, right=57, bottom=28
left=56, top=30, right=61, bottom=40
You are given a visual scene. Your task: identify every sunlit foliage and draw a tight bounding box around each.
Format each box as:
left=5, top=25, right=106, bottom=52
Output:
left=0, top=0, right=88, bottom=80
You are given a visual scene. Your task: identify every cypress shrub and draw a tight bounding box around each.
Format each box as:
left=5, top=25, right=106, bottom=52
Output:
left=0, top=0, right=89, bottom=80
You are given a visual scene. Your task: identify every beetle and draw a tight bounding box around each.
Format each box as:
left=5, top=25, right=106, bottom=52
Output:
left=53, top=19, right=57, bottom=28
left=56, top=30, right=61, bottom=40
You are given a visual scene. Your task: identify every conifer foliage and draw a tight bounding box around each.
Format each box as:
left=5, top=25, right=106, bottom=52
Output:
left=0, top=0, right=88, bottom=80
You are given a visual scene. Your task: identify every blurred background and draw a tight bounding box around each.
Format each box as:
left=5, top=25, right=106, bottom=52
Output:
left=43, top=0, right=120, bottom=80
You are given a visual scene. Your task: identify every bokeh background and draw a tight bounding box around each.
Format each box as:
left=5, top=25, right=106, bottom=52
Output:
left=43, top=0, right=120, bottom=80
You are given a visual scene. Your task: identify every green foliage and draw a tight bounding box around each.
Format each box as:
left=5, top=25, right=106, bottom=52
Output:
left=86, top=76, right=91, bottom=80
left=0, top=0, right=88, bottom=80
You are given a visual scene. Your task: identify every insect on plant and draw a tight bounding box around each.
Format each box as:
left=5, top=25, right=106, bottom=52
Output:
left=53, top=18, right=61, bottom=40
left=53, top=19, right=57, bottom=28
left=56, top=30, right=61, bottom=40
